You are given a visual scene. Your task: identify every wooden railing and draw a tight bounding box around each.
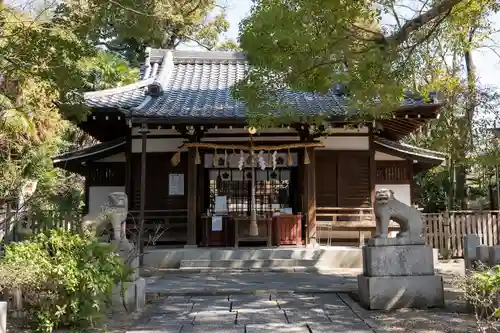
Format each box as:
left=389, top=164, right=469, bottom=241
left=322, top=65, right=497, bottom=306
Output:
left=423, top=211, right=500, bottom=258
left=314, top=209, right=500, bottom=258
left=316, top=207, right=381, bottom=246
left=127, top=209, right=188, bottom=245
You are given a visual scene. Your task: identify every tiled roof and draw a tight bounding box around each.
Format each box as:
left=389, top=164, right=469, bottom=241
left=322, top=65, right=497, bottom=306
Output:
left=84, top=48, right=438, bottom=119
left=53, top=138, right=126, bottom=165
left=374, top=136, right=447, bottom=163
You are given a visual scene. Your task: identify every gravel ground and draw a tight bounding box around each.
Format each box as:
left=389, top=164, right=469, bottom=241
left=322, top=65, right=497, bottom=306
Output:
left=366, top=259, right=479, bottom=333
left=6, top=303, right=153, bottom=333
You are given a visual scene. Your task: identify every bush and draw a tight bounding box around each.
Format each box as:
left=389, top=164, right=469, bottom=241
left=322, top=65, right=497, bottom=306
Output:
left=456, top=264, right=500, bottom=332
left=0, top=229, right=126, bottom=332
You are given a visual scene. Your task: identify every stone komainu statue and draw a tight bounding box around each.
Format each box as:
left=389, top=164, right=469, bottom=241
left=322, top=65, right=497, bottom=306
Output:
left=81, top=192, right=128, bottom=242
left=373, top=188, right=423, bottom=240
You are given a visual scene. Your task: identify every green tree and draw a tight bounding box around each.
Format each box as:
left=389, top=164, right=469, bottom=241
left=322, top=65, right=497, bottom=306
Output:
left=57, top=0, right=231, bottom=65
left=0, top=2, right=138, bottom=211
left=234, top=0, right=499, bottom=128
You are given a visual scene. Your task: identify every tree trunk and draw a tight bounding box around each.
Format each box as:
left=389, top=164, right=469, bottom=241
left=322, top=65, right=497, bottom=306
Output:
left=454, top=29, right=477, bottom=209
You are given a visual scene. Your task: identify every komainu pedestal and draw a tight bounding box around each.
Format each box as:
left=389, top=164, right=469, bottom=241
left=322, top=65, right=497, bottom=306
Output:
left=358, top=189, right=444, bottom=310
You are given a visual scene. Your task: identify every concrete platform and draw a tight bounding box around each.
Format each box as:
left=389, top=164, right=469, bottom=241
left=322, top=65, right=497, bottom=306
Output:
left=143, top=246, right=362, bottom=269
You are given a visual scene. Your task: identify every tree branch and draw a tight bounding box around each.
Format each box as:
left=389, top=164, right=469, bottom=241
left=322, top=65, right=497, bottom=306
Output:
left=387, top=0, right=465, bottom=45
left=403, top=8, right=452, bottom=58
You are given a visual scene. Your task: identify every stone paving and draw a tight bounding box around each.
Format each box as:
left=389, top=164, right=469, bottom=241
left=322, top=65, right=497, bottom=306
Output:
left=145, top=269, right=360, bottom=296
left=131, top=293, right=376, bottom=333
left=127, top=262, right=469, bottom=333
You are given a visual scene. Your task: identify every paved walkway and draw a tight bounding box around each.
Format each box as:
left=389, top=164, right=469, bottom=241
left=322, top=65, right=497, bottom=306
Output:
left=127, top=262, right=468, bottom=333
left=131, top=293, right=377, bottom=333
left=145, top=269, right=360, bottom=296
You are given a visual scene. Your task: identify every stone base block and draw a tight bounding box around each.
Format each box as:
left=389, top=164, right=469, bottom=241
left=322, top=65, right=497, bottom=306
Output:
left=489, top=246, right=500, bottom=266
left=113, top=278, right=146, bottom=312
left=477, top=245, right=490, bottom=264
left=357, top=274, right=444, bottom=310
left=0, top=301, right=6, bottom=333
left=362, top=245, right=434, bottom=276
left=433, top=248, right=439, bottom=265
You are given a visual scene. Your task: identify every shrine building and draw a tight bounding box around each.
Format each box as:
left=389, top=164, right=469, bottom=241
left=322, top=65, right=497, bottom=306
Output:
left=53, top=48, right=446, bottom=248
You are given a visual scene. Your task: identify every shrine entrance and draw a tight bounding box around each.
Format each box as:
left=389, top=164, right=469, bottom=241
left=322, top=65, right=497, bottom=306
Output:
left=207, top=168, right=295, bottom=216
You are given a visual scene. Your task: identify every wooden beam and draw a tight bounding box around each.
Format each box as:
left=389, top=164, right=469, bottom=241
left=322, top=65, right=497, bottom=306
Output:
left=186, top=147, right=198, bottom=247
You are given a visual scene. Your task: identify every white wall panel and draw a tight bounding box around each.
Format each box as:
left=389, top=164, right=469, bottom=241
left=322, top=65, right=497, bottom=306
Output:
left=317, top=136, right=369, bottom=150
left=88, top=186, right=125, bottom=216
left=132, top=138, right=187, bottom=152
left=375, top=184, right=411, bottom=205
left=374, top=151, right=404, bottom=161
left=95, top=153, right=126, bottom=162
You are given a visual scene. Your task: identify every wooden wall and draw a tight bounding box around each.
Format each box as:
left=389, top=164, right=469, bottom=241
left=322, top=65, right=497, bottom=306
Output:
left=87, top=162, right=125, bottom=187
left=315, top=151, right=371, bottom=208
left=375, top=160, right=412, bottom=184
left=130, top=152, right=188, bottom=211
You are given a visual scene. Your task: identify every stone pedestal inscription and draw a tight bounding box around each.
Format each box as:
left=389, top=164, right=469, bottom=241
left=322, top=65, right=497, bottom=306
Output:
left=358, top=189, right=444, bottom=310
left=362, top=245, right=434, bottom=277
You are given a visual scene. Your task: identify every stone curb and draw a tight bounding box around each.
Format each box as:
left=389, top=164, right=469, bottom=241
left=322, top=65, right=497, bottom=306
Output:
left=338, top=293, right=389, bottom=333
left=145, top=288, right=357, bottom=301
left=143, top=267, right=348, bottom=276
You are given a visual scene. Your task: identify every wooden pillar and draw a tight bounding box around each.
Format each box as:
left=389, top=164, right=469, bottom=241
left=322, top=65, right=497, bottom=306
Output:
left=124, top=130, right=132, bottom=210
left=369, top=128, right=376, bottom=206
left=304, top=147, right=317, bottom=247
left=186, top=147, right=198, bottom=247
left=83, top=168, right=90, bottom=216
left=138, top=124, right=149, bottom=266
left=408, top=160, right=414, bottom=204
left=196, top=152, right=205, bottom=245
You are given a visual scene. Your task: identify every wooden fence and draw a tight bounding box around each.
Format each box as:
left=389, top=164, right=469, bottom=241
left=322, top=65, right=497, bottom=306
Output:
left=1, top=209, right=80, bottom=243
left=423, top=211, right=500, bottom=258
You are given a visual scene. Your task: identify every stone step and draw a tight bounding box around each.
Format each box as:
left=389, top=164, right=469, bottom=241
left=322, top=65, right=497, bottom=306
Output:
left=179, top=259, right=317, bottom=270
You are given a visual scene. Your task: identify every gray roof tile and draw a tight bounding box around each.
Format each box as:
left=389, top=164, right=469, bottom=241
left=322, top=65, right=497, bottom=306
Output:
left=83, top=48, right=434, bottom=119
left=374, top=136, right=446, bottom=162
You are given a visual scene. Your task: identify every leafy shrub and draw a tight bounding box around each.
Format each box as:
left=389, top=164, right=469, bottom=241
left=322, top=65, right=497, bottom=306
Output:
left=0, top=229, right=126, bottom=332
left=456, top=264, right=500, bottom=332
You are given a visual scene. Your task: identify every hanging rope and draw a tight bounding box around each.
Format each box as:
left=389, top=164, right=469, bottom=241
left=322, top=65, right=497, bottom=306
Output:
left=180, top=142, right=323, bottom=151
left=171, top=142, right=324, bottom=166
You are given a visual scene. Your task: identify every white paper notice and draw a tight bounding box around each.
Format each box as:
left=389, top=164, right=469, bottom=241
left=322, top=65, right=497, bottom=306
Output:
left=214, top=196, right=228, bottom=214
left=212, top=216, right=223, bottom=231
left=169, top=174, right=184, bottom=195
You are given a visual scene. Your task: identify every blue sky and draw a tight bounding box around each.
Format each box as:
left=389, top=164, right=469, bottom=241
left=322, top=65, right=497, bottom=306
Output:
left=217, top=1, right=500, bottom=89
left=8, top=0, right=500, bottom=89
